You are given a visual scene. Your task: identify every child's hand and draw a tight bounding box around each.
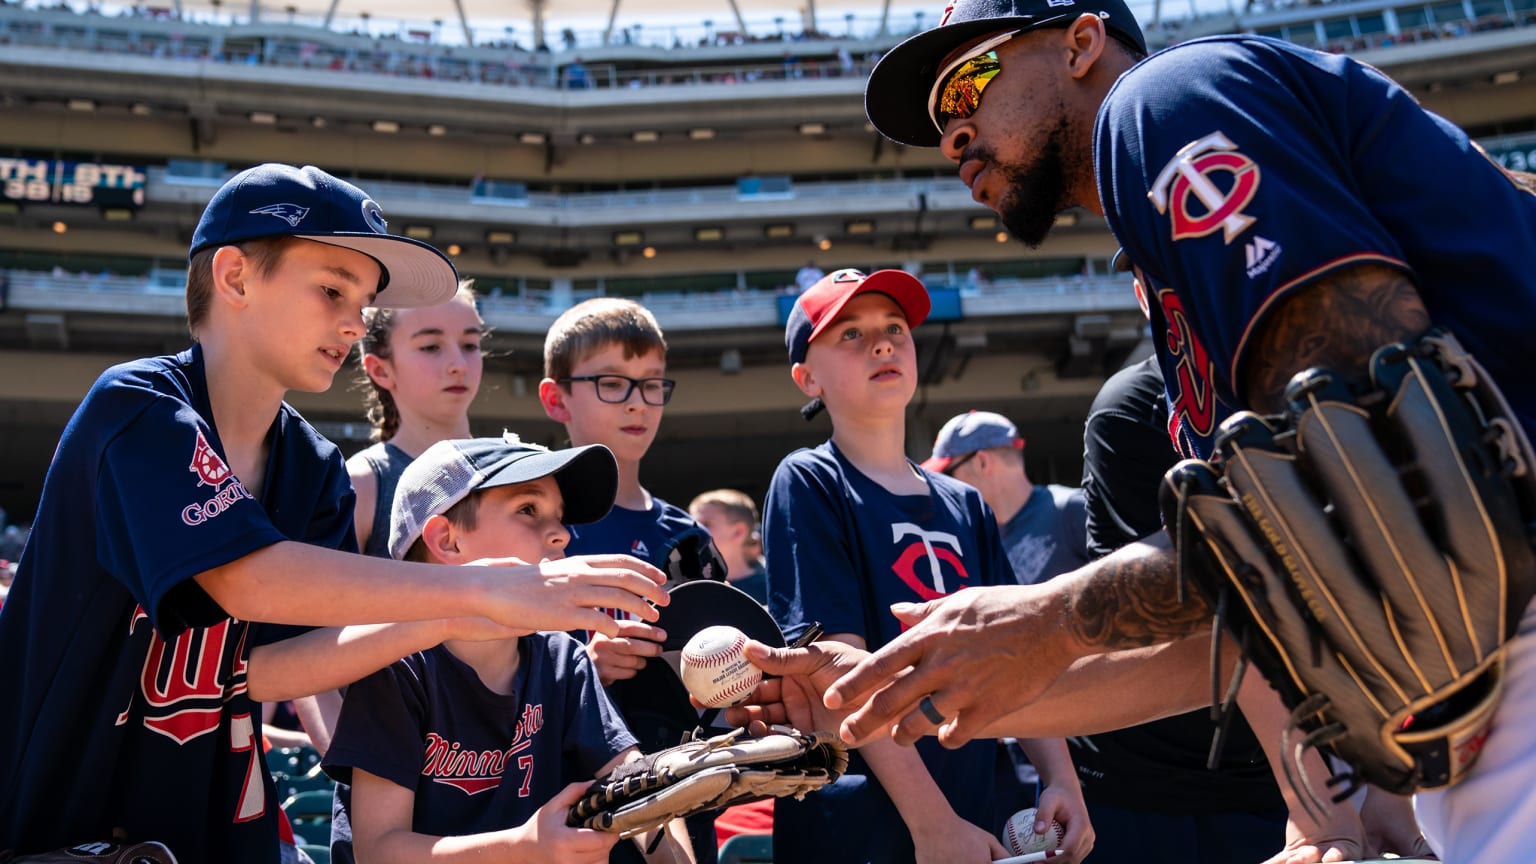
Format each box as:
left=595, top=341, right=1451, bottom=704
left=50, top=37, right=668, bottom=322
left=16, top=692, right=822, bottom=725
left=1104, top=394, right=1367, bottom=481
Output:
left=911, top=812, right=1007, bottom=864
left=442, top=616, right=532, bottom=642
left=587, top=620, right=666, bottom=687
left=472, top=554, right=669, bottom=635
left=511, top=781, right=619, bottom=863
left=1035, top=782, right=1095, bottom=863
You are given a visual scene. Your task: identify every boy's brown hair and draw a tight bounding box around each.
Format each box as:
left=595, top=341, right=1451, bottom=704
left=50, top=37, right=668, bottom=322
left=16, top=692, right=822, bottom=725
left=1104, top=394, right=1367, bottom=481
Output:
left=402, top=491, right=484, bottom=564
left=543, top=298, right=667, bottom=384
left=184, top=236, right=304, bottom=338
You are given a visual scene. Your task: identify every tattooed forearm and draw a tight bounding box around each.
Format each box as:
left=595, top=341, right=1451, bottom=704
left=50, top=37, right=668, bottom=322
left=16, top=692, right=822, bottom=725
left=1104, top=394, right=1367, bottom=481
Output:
left=1244, top=264, right=1430, bottom=414
left=1062, top=543, right=1212, bottom=650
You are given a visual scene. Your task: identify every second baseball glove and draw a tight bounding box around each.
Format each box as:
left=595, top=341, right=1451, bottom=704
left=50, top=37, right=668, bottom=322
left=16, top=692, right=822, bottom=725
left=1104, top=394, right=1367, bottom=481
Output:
left=1161, top=330, right=1536, bottom=799
left=568, top=725, right=848, bottom=838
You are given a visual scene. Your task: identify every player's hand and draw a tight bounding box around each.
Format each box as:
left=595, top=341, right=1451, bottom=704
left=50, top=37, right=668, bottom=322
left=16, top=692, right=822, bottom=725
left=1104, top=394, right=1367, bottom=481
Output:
left=712, top=640, right=869, bottom=732
left=587, top=620, right=667, bottom=687
left=509, top=781, right=619, bottom=863
left=825, top=584, right=1079, bottom=748
left=1262, top=807, right=1363, bottom=864
left=1359, top=787, right=1433, bottom=858
left=1035, top=783, right=1094, bottom=864
left=475, top=554, right=668, bottom=636
left=911, top=813, right=1007, bottom=864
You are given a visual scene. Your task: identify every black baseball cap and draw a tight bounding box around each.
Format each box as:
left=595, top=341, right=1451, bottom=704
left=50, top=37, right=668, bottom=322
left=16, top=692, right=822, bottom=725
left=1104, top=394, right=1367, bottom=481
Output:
left=190, top=163, right=458, bottom=308
left=865, top=0, right=1148, bottom=148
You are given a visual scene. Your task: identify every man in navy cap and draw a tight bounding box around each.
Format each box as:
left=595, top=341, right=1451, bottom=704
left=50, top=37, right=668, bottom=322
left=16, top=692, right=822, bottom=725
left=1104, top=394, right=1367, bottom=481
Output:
left=782, top=1, right=1536, bottom=860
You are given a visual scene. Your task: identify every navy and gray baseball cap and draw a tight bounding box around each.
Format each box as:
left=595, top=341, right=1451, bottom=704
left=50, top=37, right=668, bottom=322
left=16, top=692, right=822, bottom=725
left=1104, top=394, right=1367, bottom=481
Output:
left=866, top=0, right=1148, bottom=148
left=190, top=163, right=458, bottom=308
left=920, top=410, right=1025, bottom=472
left=389, top=434, right=618, bottom=560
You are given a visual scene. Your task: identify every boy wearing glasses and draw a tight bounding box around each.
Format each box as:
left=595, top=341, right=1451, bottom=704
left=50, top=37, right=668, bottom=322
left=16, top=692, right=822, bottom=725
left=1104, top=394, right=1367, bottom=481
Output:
left=538, top=297, right=726, bottom=863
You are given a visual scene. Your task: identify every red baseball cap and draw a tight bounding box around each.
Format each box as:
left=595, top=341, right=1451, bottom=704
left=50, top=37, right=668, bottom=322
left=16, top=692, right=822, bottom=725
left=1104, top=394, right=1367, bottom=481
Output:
left=785, top=268, right=932, bottom=364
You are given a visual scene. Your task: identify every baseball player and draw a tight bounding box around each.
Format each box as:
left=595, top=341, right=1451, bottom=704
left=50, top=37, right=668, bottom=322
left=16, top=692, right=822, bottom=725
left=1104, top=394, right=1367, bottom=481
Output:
left=0, top=164, right=668, bottom=861
left=787, top=1, right=1536, bottom=861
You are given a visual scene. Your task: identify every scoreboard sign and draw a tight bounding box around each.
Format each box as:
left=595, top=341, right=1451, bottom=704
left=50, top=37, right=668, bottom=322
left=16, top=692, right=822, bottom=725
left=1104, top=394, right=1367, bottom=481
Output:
left=0, top=159, right=148, bottom=208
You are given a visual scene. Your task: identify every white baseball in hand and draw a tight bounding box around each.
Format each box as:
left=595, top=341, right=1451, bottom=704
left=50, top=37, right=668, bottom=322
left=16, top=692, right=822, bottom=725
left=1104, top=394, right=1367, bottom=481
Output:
left=680, top=625, right=763, bottom=709
left=1004, top=807, right=1064, bottom=855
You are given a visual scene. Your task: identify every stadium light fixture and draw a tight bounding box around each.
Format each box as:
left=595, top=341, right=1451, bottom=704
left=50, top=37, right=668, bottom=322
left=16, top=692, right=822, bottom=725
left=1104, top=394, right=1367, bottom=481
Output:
left=519, top=131, right=547, bottom=145
left=403, top=225, right=435, bottom=240
left=372, top=120, right=401, bottom=133
left=642, top=246, right=657, bottom=259
left=485, top=230, right=516, bottom=244
left=798, top=122, right=827, bottom=135
left=689, top=128, right=716, bottom=140
left=764, top=224, right=795, bottom=239
left=845, top=220, right=875, bottom=235
left=427, top=124, right=448, bottom=137
left=968, top=215, right=998, bottom=230
left=68, top=99, right=97, bottom=112
left=694, top=227, right=725, bottom=242
left=249, top=111, right=278, bottom=124
left=632, top=130, right=661, bottom=143
left=613, top=230, right=644, bottom=246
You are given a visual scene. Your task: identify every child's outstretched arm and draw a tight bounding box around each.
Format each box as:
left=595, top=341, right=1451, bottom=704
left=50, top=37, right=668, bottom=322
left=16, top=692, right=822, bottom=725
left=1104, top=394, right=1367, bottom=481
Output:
left=351, top=770, right=617, bottom=864
left=195, top=541, right=667, bottom=634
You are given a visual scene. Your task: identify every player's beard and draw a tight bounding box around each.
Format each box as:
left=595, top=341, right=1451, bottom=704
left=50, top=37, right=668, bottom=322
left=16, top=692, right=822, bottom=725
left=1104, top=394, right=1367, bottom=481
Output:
left=993, top=115, right=1073, bottom=248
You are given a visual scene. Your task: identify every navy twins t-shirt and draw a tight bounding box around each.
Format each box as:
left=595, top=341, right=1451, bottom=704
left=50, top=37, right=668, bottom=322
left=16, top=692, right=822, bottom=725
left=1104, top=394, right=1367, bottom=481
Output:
left=323, top=632, right=635, bottom=839
left=764, top=441, right=1007, bottom=863
left=566, top=495, right=698, bottom=572
left=0, top=344, right=354, bottom=860
left=1095, top=35, right=1536, bottom=457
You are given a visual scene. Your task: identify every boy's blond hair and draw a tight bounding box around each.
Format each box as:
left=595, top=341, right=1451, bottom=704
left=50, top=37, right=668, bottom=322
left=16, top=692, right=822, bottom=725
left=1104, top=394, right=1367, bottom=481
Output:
left=688, top=489, right=758, bottom=529
left=544, top=298, right=667, bottom=383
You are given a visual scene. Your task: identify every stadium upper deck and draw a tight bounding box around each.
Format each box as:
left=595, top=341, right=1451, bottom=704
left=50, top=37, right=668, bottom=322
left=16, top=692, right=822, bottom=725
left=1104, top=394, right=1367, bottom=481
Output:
left=0, top=0, right=1533, bottom=517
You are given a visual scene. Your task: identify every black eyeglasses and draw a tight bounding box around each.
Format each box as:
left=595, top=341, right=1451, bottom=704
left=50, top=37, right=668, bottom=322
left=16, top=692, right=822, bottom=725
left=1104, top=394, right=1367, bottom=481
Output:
left=943, top=451, right=979, bottom=476
left=560, top=374, right=676, bottom=406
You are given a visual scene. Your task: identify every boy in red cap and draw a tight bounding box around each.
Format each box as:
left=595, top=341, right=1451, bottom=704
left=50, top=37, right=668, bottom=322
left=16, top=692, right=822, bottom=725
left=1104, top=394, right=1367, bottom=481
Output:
left=761, top=269, right=1093, bottom=863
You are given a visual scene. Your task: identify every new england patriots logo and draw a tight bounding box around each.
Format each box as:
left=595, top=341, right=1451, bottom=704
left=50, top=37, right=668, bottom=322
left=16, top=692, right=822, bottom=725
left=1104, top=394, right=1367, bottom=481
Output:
left=249, top=203, right=310, bottom=227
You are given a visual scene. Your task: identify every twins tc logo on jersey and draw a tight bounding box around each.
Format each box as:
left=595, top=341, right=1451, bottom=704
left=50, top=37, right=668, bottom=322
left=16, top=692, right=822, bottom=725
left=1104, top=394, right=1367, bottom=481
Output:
left=183, top=429, right=254, bottom=526
left=889, top=522, right=971, bottom=602
left=422, top=703, right=546, bottom=796
left=1150, top=132, right=1261, bottom=244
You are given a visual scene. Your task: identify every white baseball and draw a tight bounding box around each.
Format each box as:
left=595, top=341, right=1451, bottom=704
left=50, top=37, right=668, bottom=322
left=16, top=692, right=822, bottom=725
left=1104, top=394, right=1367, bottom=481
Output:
left=1004, top=807, right=1064, bottom=856
left=680, top=625, right=762, bottom=709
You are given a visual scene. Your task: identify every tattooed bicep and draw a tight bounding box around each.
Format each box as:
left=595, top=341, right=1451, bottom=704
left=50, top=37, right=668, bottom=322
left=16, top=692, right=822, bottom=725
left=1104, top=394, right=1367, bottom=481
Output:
left=1242, top=264, right=1430, bottom=413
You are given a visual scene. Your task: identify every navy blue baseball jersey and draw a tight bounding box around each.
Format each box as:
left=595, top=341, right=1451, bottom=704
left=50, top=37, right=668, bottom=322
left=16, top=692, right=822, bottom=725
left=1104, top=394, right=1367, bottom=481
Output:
left=567, top=496, right=697, bottom=572
left=764, top=441, right=1004, bottom=863
left=322, top=632, right=635, bottom=840
left=1095, top=35, right=1536, bottom=458
left=0, top=344, right=354, bottom=859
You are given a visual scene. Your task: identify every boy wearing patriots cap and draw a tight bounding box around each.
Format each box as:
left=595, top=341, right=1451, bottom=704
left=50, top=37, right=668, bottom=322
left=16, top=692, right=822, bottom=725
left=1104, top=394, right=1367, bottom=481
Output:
left=762, top=269, right=1092, bottom=862
left=0, top=164, right=667, bottom=860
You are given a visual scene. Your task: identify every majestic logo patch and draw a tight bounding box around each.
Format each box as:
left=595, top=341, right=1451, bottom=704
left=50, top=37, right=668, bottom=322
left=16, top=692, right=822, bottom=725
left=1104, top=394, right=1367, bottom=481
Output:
left=1150, top=132, right=1261, bottom=244
left=631, top=539, right=650, bottom=559
left=890, top=523, right=971, bottom=603
left=1244, top=235, right=1282, bottom=278
left=249, top=203, right=310, bottom=227
left=190, top=430, right=232, bottom=487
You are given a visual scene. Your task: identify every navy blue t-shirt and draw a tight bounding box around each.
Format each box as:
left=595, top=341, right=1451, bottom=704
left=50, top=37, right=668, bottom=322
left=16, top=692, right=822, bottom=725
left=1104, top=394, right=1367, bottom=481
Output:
left=323, top=632, right=635, bottom=839
left=1096, top=35, right=1536, bottom=457
left=999, top=484, right=1090, bottom=586
left=764, top=441, right=1005, bottom=863
left=0, top=344, right=353, bottom=859
left=567, top=495, right=698, bottom=574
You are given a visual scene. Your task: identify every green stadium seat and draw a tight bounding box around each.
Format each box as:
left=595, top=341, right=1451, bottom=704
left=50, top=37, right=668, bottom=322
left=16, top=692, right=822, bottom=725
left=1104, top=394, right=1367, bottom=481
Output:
left=718, top=832, right=773, bottom=864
